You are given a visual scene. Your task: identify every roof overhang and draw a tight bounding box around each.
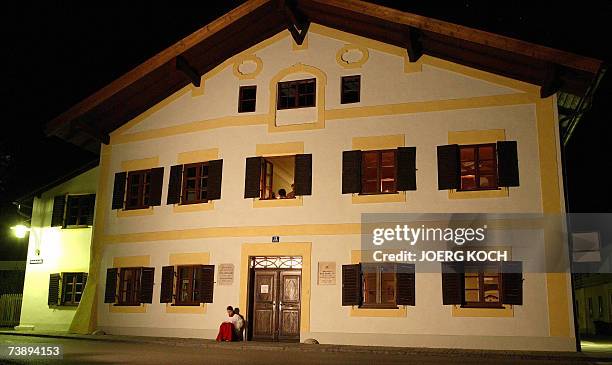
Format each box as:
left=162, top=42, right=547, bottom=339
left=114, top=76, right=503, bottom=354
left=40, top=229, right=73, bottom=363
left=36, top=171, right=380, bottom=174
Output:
left=46, top=0, right=604, bottom=152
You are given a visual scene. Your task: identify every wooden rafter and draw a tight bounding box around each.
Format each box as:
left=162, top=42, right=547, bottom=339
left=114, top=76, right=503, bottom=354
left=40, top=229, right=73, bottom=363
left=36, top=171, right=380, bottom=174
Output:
left=176, top=55, right=201, bottom=87
left=280, top=0, right=310, bottom=45
left=405, top=26, right=422, bottom=63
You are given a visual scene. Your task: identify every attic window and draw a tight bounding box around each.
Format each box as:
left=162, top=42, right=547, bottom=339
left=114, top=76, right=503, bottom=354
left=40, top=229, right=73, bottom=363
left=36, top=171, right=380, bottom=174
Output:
left=277, top=78, right=315, bottom=110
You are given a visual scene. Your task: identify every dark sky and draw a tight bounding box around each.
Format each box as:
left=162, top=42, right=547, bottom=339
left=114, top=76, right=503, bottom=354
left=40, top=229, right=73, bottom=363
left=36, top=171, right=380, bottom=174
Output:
left=1, top=1, right=611, bottom=259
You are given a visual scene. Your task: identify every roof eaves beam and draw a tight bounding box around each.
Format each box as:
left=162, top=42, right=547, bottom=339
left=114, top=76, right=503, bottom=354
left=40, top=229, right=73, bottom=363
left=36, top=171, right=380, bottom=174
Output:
left=71, top=120, right=110, bottom=145
left=176, top=55, right=201, bottom=87
left=540, top=63, right=562, bottom=98
left=280, top=0, right=309, bottom=45
left=405, top=26, right=423, bottom=63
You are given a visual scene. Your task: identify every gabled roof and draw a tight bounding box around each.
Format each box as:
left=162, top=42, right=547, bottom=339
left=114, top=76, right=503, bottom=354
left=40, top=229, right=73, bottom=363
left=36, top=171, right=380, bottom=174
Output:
left=46, top=0, right=603, bottom=152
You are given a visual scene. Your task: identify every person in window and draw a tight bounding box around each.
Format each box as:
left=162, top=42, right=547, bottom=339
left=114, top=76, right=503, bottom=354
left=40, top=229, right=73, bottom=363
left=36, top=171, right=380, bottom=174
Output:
left=278, top=189, right=287, bottom=199
left=233, top=307, right=245, bottom=341
left=286, top=183, right=295, bottom=199
left=216, top=306, right=237, bottom=342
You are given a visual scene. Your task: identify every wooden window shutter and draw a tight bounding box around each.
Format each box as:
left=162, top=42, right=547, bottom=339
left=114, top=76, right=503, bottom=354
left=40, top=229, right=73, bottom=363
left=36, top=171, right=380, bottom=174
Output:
left=294, top=154, right=312, bottom=196
left=497, top=141, right=520, bottom=187
left=244, top=157, right=262, bottom=198
left=437, top=144, right=460, bottom=190
left=166, top=165, right=183, bottom=205
left=104, top=268, right=118, bottom=304
left=197, top=265, right=215, bottom=303
left=441, top=262, right=464, bottom=305
left=342, top=150, right=362, bottom=194
left=111, top=172, right=127, bottom=210
left=160, top=266, right=175, bottom=303
left=48, top=273, right=61, bottom=306
left=396, top=147, right=417, bottom=191
left=501, top=261, right=523, bottom=305
left=207, top=159, right=224, bottom=200
left=51, top=195, right=66, bottom=227
left=396, top=263, right=416, bottom=306
left=85, top=194, right=96, bottom=226
left=139, top=267, right=155, bottom=304
left=148, top=167, right=165, bottom=206
left=82, top=272, right=88, bottom=296
left=341, top=264, right=361, bottom=306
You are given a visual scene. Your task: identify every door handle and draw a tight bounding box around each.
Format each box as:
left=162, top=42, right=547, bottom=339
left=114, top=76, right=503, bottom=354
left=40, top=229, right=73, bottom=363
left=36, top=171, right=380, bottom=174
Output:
left=279, top=302, right=283, bottom=311
left=272, top=300, right=276, bottom=310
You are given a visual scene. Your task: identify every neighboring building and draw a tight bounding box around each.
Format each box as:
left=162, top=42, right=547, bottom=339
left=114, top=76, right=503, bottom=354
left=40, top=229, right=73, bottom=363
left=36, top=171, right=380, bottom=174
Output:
left=42, top=1, right=603, bottom=352
left=574, top=274, right=612, bottom=336
left=16, top=165, right=98, bottom=331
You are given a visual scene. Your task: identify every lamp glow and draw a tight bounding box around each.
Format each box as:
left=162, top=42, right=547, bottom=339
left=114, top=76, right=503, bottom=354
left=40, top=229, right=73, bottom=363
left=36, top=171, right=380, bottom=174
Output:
left=10, top=224, right=30, bottom=239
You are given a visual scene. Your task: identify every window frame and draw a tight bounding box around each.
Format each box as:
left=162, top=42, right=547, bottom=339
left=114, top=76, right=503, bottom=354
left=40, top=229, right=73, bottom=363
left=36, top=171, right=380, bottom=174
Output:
left=458, top=143, right=499, bottom=191
left=125, top=170, right=151, bottom=210
left=341, top=75, right=361, bottom=104
left=174, top=265, right=201, bottom=306
left=181, top=162, right=209, bottom=205
left=238, top=85, right=257, bottom=113
left=360, top=149, right=398, bottom=195
left=60, top=272, right=85, bottom=306
left=117, top=267, right=142, bottom=306
left=277, top=78, right=316, bottom=110
left=462, top=262, right=504, bottom=308
left=360, top=263, right=398, bottom=309
left=64, top=195, right=93, bottom=228
left=259, top=159, right=274, bottom=200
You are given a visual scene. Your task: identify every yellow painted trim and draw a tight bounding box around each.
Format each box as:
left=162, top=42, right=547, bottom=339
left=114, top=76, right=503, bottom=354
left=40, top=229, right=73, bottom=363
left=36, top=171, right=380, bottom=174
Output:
left=292, top=34, right=308, bottom=51
left=173, top=202, right=215, bottom=213
left=352, top=134, right=405, bottom=150
left=452, top=305, right=514, bottom=317
left=109, top=304, right=147, bottom=313
left=350, top=250, right=407, bottom=317
left=253, top=196, right=303, bottom=208
left=166, top=252, right=210, bottom=314
left=116, top=207, right=154, bottom=217
left=165, top=304, right=206, bottom=314
left=113, top=255, right=150, bottom=268
left=120, top=157, right=159, bottom=171
left=268, top=63, right=326, bottom=133
left=232, top=55, right=263, bottom=80
left=449, top=188, right=509, bottom=199
left=177, top=148, right=219, bottom=164
left=352, top=192, right=405, bottom=204
left=240, top=242, right=311, bottom=333
left=256, top=141, right=304, bottom=157
left=336, top=44, right=369, bottom=69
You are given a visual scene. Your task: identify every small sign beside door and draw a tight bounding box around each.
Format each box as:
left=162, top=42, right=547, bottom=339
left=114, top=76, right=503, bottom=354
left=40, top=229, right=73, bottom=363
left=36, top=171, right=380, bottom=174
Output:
left=217, top=264, right=234, bottom=285
left=272, top=236, right=280, bottom=243
left=318, top=261, right=336, bottom=285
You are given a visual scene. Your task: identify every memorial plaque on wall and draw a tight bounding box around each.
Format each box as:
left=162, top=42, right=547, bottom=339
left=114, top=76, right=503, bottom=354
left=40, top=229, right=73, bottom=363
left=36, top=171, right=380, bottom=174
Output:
left=318, top=261, right=336, bottom=285
left=217, top=264, right=234, bottom=285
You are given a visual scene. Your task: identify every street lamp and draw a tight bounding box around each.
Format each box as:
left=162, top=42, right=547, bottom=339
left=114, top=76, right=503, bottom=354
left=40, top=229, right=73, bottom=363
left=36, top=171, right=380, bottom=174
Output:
left=10, top=224, right=30, bottom=239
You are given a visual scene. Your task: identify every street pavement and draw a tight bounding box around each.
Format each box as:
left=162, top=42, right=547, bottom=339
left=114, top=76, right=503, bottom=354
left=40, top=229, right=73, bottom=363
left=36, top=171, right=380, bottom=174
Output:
left=1, top=334, right=611, bottom=365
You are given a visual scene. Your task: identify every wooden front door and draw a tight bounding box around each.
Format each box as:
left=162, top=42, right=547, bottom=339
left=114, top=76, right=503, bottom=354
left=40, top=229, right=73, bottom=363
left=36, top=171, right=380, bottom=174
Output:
left=251, top=268, right=301, bottom=342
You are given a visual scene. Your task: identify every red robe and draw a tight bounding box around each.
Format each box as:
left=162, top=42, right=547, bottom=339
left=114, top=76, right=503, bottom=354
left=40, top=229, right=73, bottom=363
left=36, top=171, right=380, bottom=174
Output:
left=216, top=322, right=234, bottom=342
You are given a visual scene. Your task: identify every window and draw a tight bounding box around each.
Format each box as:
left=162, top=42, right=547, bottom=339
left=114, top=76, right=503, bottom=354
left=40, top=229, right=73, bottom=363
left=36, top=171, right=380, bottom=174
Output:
left=160, top=265, right=214, bottom=305
left=64, top=195, right=94, bottom=227
left=182, top=163, right=209, bottom=204
left=61, top=272, right=86, bottom=305
left=341, top=75, right=360, bottom=104
left=238, top=85, right=257, bottom=113
left=175, top=266, right=202, bottom=306
left=362, top=263, right=397, bottom=308
left=463, top=262, right=502, bottom=308
left=361, top=150, right=397, bottom=195
left=459, top=144, right=497, bottom=191
left=118, top=267, right=142, bottom=306
left=126, top=170, right=151, bottom=210
left=259, top=156, right=295, bottom=200
left=277, top=78, right=315, bottom=110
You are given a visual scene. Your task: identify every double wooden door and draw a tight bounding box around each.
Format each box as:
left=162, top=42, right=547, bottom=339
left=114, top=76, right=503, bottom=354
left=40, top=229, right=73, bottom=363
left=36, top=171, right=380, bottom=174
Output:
left=251, top=269, right=301, bottom=342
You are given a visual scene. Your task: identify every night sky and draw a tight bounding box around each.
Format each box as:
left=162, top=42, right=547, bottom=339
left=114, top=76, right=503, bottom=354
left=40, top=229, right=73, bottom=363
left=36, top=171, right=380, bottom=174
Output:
left=1, top=1, right=611, bottom=260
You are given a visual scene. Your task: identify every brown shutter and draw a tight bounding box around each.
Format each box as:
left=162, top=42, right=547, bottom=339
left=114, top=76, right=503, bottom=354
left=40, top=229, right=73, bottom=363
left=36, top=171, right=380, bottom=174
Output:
left=197, top=265, right=215, bottom=303
left=396, top=263, right=416, bottom=306
left=207, top=159, right=224, bottom=200
left=85, top=194, right=96, bottom=226
left=497, top=141, right=520, bottom=187
left=294, top=154, right=312, bottom=196
left=160, top=266, right=175, bottom=303
left=112, top=172, right=127, bottom=210
left=48, top=273, right=61, bottom=306
left=166, top=165, right=183, bottom=205
left=441, top=262, right=464, bottom=305
left=244, top=157, right=262, bottom=198
left=104, top=268, right=118, bottom=304
left=502, top=261, right=523, bottom=305
left=82, top=272, right=88, bottom=297
left=51, top=195, right=66, bottom=227
left=396, top=147, right=417, bottom=191
left=342, top=264, right=361, bottom=306
left=437, top=144, right=460, bottom=190
left=342, top=150, right=362, bottom=194
left=148, top=167, right=164, bottom=206
left=139, top=267, right=155, bottom=304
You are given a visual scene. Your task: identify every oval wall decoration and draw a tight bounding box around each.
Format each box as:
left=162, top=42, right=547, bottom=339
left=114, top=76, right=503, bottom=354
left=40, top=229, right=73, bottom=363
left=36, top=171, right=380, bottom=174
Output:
left=233, top=55, right=263, bottom=79
left=336, top=45, right=369, bottom=69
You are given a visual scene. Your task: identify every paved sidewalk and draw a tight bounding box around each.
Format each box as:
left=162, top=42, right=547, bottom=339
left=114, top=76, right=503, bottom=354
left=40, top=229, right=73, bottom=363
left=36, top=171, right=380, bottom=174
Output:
left=1, top=329, right=611, bottom=363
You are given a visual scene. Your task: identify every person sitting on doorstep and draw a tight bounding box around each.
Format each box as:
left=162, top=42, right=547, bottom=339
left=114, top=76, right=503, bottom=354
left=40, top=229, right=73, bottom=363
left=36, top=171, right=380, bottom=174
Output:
left=233, top=307, right=245, bottom=341
left=278, top=189, right=287, bottom=199
left=216, top=306, right=238, bottom=342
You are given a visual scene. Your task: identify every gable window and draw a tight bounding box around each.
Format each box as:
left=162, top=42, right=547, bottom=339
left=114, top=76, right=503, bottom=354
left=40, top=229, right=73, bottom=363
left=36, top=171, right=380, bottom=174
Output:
left=126, top=170, right=151, bottom=210
left=238, top=85, right=257, bottom=113
left=51, top=194, right=95, bottom=228
left=459, top=144, right=497, bottom=191
left=47, top=272, right=88, bottom=306
left=104, top=267, right=155, bottom=306
left=244, top=154, right=312, bottom=200
left=277, top=78, right=316, bottom=110
left=160, top=264, right=215, bottom=306
left=342, top=263, right=415, bottom=308
left=182, top=163, right=209, bottom=204
left=361, top=150, right=397, bottom=195
left=341, top=75, right=361, bottom=104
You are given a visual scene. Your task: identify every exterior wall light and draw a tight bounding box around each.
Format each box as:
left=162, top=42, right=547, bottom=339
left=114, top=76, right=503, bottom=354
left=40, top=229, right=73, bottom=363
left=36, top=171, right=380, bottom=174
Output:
left=10, top=224, right=30, bottom=239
